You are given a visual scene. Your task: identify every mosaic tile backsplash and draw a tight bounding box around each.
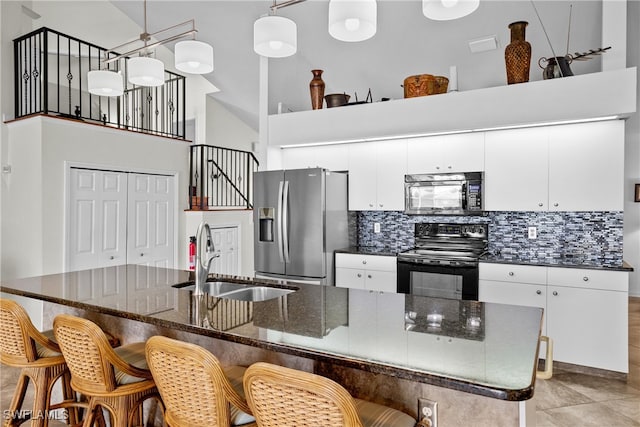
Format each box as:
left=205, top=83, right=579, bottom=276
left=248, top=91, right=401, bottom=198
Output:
left=355, top=211, right=624, bottom=267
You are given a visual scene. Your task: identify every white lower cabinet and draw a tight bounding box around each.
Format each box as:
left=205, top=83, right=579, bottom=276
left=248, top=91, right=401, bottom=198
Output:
left=479, top=262, right=629, bottom=373
left=335, top=254, right=397, bottom=293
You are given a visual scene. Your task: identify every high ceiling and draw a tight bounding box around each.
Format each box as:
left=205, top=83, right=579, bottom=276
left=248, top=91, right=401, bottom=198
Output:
left=110, top=1, right=604, bottom=130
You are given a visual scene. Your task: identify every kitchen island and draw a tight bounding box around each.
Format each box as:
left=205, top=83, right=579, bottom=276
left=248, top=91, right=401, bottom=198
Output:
left=1, top=265, right=543, bottom=427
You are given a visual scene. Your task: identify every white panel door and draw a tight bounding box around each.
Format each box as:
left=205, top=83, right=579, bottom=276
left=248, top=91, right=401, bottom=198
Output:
left=127, top=174, right=175, bottom=268
left=68, top=169, right=127, bottom=271
left=209, top=226, right=239, bottom=276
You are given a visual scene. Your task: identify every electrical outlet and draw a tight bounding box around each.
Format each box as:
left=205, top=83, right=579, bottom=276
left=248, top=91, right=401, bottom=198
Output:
left=418, top=398, right=438, bottom=427
left=374, top=222, right=381, bottom=233
left=528, top=226, right=537, bottom=239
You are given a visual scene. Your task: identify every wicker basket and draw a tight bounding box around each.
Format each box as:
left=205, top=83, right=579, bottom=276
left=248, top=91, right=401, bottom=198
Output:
left=403, top=74, right=449, bottom=98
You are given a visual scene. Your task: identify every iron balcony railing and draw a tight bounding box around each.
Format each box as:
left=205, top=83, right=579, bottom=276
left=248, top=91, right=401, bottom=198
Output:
left=189, top=145, right=259, bottom=210
left=14, top=27, right=186, bottom=139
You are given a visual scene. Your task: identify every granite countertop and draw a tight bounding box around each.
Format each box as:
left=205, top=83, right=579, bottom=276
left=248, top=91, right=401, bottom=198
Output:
left=0, top=265, right=543, bottom=401
left=337, top=247, right=633, bottom=272
left=481, top=254, right=634, bottom=272
left=335, top=246, right=399, bottom=256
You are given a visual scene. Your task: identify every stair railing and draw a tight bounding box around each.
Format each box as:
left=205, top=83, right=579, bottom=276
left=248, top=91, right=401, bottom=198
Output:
left=189, top=145, right=259, bottom=210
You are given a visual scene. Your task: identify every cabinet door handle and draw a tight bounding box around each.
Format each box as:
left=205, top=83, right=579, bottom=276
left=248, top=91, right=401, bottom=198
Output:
left=369, top=203, right=374, bottom=208
left=553, top=291, right=558, bottom=296
left=110, top=256, right=115, bottom=260
left=362, top=260, right=367, bottom=265
left=379, top=204, right=383, bottom=208
left=447, top=165, right=452, bottom=170
left=536, top=290, right=542, bottom=295
left=538, top=203, right=543, bottom=207
left=583, top=276, right=589, bottom=282
left=140, top=253, right=144, bottom=257
left=357, top=273, right=362, bottom=278
left=367, top=274, right=372, bottom=279
left=508, top=272, right=514, bottom=276
left=436, top=166, right=441, bottom=170
left=554, top=203, right=559, bottom=207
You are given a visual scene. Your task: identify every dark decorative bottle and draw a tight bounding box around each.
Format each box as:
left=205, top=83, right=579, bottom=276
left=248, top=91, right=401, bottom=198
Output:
left=505, top=21, right=531, bottom=85
left=309, top=69, right=325, bottom=110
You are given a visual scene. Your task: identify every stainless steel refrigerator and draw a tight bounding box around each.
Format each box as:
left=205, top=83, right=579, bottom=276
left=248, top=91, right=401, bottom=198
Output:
left=253, top=168, right=348, bottom=285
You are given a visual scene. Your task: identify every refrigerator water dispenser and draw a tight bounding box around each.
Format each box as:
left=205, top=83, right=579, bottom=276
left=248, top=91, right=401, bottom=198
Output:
left=259, top=208, right=274, bottom=242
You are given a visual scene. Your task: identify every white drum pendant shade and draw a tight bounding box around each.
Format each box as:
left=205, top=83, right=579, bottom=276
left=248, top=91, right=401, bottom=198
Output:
left=254, top=15, right=297, bottom=58
left=328, top=0, right=377, bottom=42
left=88, top=70, right=123, bottom=96
left=175, top=40, right=214, bottom=74
left=422, top=0, right=479, bottom=21
left=128, top=57, right=164, bottom=87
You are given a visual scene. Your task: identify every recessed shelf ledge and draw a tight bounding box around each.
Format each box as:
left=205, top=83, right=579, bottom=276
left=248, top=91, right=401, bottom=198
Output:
left=269, top=67, right=637, bottom=147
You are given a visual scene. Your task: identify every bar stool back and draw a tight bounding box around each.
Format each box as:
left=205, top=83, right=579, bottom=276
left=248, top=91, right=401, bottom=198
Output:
left=145, top=336, right=256, bottom=427
left=243, top=362, right=416, bottom=427
left=52, top=314, right=159, bottom=427
left=0, top=298, right=78, bottom=427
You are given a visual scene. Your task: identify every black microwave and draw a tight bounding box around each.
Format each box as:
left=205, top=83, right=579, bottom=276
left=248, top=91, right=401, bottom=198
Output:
left=404, top=172, right=484, bottom=215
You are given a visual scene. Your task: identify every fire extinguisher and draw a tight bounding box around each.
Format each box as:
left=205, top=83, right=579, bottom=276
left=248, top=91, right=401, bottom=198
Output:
left=188, top=236, right=196, bottom=271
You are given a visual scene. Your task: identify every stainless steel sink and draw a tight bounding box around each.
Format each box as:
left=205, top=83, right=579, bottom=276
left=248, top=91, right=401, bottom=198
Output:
left=217, top=286, right=295, bottom=302
left=173, top=281, right=251, bottom=296
left=173, top=281, right=295, bottom=302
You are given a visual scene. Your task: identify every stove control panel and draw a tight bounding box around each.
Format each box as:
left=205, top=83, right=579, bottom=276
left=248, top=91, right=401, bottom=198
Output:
left=415, top=223, right=487, bottom=239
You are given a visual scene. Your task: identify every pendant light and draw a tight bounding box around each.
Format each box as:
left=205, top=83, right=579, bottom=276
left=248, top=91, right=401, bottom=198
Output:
left=328, top=0, right=377, bottom=42
left=254, top=15, right=297, bottom=58
left=422, top=0, right=480, bottom=21
left=88, top=70, right=123, bottom=97
left=128, top=57, right=165, bottom=87
left=175, top=40, right=214, bottom=74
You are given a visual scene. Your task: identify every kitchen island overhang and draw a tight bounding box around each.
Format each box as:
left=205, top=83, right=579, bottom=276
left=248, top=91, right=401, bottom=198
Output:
left=0, top=264, right=543, bottom=404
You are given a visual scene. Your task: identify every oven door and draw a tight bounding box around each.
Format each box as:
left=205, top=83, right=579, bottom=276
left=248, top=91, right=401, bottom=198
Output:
left=396, top=260, right=478, bottom=300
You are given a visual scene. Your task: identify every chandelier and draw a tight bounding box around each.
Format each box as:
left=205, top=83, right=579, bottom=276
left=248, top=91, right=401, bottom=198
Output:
left=88, top=0, right=213, bottom=97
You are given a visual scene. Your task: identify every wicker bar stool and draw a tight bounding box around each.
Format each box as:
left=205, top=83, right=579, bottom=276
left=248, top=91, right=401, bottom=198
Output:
left=52, top=314, right=160, bottom=427
left=243, top=362, right=416, bottom=427
left=145, top=336, right=256, bottom=427
left=0, top=299, right=81, bottom=427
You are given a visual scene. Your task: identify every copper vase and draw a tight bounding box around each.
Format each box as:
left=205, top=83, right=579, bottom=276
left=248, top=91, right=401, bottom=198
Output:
left=505, top=21, right=531, bottom=85
left=309, top=69, right=325, bottom=110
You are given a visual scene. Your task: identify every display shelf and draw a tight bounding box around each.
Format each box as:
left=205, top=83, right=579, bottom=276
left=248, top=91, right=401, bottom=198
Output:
left=268, top=67, right=637, bottom=147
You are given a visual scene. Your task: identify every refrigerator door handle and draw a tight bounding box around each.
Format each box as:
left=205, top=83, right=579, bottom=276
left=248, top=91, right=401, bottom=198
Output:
left=282, top=180, right=290, bottom=263
left=277, top=180, right=285, bottom=263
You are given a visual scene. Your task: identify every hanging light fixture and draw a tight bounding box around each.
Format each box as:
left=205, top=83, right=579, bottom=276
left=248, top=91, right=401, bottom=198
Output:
left=87, top=70, right=123, bottom=96
left=328, top=0, right=377, bottom=42
left=422, top=0, right=480, bottom=21
left=128, top=57, right=165, bottom=86
left=254, top=0, right=303, bottom=58
left=175, top=40, right=214, bottom=73
left=87, top=0, right=213, bottom=96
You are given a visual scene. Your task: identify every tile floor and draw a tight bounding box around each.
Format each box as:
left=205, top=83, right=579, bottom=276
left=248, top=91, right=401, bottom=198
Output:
left=1, top=297, right=639, bottom=426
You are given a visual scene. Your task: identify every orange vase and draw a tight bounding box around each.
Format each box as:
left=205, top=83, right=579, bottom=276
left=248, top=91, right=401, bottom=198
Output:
left=505, top=21, right=531, bottom=85
left=309, top=69, right=325, bottom=110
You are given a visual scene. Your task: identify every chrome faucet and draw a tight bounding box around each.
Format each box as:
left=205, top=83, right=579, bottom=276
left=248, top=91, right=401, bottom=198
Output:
left=194, top=222, right=219, bottom=295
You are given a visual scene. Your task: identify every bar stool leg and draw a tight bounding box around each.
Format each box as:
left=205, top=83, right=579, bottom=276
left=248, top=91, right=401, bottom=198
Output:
left=5, top=372, right=29, bottom=427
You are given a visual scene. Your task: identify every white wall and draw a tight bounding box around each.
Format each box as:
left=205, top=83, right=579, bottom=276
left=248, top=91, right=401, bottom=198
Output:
left=624, top=0, right=640, bottom=296
left=205, top=97, right=257, bottom=153
left=1, top=116, right=190, bottom=280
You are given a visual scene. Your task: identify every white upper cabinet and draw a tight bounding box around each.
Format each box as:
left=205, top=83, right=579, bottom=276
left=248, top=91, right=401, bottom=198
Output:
left=348, top=140, right=407, bottom=211
left=484, top=126, right=549, bottom=211
left=485, top=120, right=624, bottom=212
left=547, top=121, right=624, bottom=211
left=407, top=133, right=485, bottom=174
left=281, top=144, right=349, bottom=171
